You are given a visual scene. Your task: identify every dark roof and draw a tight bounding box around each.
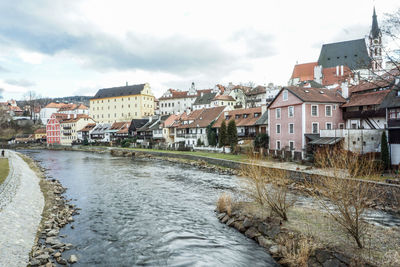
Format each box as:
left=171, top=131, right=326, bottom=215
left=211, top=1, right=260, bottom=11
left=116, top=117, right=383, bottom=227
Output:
left=91, top=84, right=145, bottom=100
left=380, top=86, right=400, bottom=109
left=255, top=111, right=268, bottom=125
left=317, top=39, right=370, bottom=70
left=129, top=119, right=149, bottom=131
left=370, top=8, right=381, bottom=39
left=193, top=92, right=217, bottom=105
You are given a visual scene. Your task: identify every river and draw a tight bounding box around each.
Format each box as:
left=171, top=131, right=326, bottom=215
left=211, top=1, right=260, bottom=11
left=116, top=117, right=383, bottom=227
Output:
left=24, top=150, right=278, bottom=267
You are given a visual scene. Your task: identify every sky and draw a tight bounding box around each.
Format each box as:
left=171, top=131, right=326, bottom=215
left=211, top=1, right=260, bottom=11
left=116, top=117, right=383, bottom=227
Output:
left=0, top=0, right=399, bottom=101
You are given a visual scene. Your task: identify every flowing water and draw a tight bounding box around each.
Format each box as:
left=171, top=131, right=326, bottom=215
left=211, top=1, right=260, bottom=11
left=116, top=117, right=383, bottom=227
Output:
left=24, top=150, right=278, bottom=267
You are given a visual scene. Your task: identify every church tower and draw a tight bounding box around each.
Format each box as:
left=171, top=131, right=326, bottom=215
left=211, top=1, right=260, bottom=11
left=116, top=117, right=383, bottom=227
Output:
left=369, top=7, right=383, bottom=71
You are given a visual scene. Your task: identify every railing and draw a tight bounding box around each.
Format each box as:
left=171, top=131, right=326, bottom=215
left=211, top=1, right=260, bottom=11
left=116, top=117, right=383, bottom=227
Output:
left=343, top=109, right=386, bottom=120
left=238, top=132, right=257, bottom=137
left=185, top=134, right=198, bottom=138
left=176, top=133, right=186, bottom=137
left=388, top=119, right=400, bottom=128
left=63, top=126, right=72, bottom=130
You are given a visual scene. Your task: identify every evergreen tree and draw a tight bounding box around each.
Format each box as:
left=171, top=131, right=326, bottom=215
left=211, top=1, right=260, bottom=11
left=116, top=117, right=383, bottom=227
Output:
left=227, top=120, right=238, bottom=151
left=219, top=120, right=227, bottom=147
left=381, top=131, right=390, bottom=170
left=206, top=122, right=217, bottom=146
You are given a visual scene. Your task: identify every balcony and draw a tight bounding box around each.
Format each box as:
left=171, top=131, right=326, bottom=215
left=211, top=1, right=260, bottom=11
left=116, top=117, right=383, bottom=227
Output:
left=185, top=134, right=198, bottom=138
left=343, top=109, right=386, bottom=120
left=238, top=132, right=256, bottom=138
left=63, top=126, right=72, bottom=130
left=388, top=119, right=400, bottom=128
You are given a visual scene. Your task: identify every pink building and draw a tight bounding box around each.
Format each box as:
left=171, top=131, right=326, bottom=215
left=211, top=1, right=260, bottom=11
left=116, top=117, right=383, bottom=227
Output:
left=268, top=87, right=345, bottom=157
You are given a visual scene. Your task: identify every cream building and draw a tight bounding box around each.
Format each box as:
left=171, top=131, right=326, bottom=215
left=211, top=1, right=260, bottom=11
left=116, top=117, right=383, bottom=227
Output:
left=90, top=83, right=155, bottom=123
left=60, top=115, right=96, bottom=146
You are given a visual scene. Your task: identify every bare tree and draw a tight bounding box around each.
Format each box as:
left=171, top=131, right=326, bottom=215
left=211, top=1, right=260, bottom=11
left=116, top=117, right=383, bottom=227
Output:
left=23, top=90, right=40, bottom=122
left=306, top=147, right=379, bottom=248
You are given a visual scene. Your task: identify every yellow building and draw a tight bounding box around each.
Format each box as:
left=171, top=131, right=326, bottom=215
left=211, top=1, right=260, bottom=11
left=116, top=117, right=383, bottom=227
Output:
left=34, top=128, right=47, bottom=140
left=90, top=83, right=155, bottom=123
left=60, top=115, right=96, bottom=146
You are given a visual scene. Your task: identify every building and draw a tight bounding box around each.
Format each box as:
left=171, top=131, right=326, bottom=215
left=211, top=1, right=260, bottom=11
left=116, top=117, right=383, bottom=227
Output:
left=90, top=123, right=112, bottom=143
left=213, top=107, right=266, bottom=139
left=192, top=91, right=217, bottom=110
left=77, top=123, right=96, bottom=143
left=60, top=115, right=96, bottom=146
left=46, top=113, right=67, bottom=145
left=40, top=102, right=69, bottom=125
left=176, top=106, right=226, bottom=147
left=159, top=82, right=213, bottom=115
left=212, top=95, right=236, bottom=108
left=58, top=103, right=89, bottom=116
left=34, top=128, right=47, bottom=142
left=129, top=119, right=149, bottom=137
left=288, top=8, right=383, bottom=88
left=268, top=87, right=346, bottom=158
left=379, top=78, right=400, bottom=165
left=342, top=81, right=391, bottom=129
left=90, top=83, right=155, bottom=123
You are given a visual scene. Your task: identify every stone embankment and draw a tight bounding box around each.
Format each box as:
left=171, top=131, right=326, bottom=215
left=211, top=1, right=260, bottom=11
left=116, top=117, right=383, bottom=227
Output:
left=215, top=207, right=372, bottom=267
left=0, top=151, right=44, bottom=267
left=27, top=159, right=80, bottom=266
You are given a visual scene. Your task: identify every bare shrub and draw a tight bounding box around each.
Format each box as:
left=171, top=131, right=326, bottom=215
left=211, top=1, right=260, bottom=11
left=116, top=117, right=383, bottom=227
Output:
left=278, top=235, right=317, bottom=267
left=307, top=146, right=379, bottom=249
left=216, top=193, right=232, bottom=215
left=380, top=250, right=400, bottom=267
left=241, top=157, right=295, bottom=221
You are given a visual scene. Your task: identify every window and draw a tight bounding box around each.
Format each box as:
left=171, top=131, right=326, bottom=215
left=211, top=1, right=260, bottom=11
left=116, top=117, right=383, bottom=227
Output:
left=283, top=90, right=288, bottom=101
left=289, top=123, right=294, bottom=134
left=326, top=122, right=332, bottom=130
left=254, top=113, right=261, bottom=118
left=311, top=105, right=318, bottom=116
left=351, top=123, right=357, bottom=129
left=339, top=123, right=344, bottom=129
left=276, top=141, right=281, bottom=150
left=276, top=124, right=281, bottom=134
left=312, top=123, right=319, bottom=134
left=325, top=105, right=332, bottom=117
left=333, top=104, right=337, bottom=110
left=276, top=108, right=281, bottom=119
left=289, top=141, right=294, bottom=151
left=288, top=106, right=294, bottom=117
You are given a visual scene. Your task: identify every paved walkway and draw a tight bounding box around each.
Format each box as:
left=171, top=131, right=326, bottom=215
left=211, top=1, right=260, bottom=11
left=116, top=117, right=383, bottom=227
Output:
left=0, top=150, right=44, bottom=267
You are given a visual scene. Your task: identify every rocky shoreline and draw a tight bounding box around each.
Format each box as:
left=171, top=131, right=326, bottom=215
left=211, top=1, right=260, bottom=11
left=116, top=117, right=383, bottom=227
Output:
left=215, top=205, right=374, bottom=267
left=24, top=157, right=80, bottom=267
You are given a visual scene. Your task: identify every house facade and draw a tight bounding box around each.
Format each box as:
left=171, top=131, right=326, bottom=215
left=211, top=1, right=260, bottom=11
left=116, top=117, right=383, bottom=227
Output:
left=90, top=83, right=155, bottom=123
left=268, top=87, right=345, bottom=157
left=60, top=115, right=96, bottom=146
left=46, top=114, right=64, bottom=144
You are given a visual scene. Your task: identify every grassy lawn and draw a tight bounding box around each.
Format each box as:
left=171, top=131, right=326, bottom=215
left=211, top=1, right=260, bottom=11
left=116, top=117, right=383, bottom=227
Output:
left=0, top=158, right=9, bottom=185
left=128, top=147, right=248, bottom=162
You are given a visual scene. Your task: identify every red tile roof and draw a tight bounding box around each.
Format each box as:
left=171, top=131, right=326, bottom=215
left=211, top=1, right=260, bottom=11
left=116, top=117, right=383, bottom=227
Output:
left=290, top=62, right=318, bottom=81
left=350, top=80, right=392, bottom=93
left=213, top=107, right=262, bottom=128
left=342, top=89, right=391, bottom=107
left=285, top=87, right=346, bottom=103
left=159, top=89, right=212, bottom=100
left=178, top=106, right=225, bottom=129
left=213, top=95, right=235, bottom=101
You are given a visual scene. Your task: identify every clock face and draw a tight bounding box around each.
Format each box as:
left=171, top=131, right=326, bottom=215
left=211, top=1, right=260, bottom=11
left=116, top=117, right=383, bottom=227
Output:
left=374, top=40, right=378, bottom=44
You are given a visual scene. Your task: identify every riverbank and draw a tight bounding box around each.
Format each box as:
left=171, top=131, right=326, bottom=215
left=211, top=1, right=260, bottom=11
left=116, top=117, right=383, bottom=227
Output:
left=0, top=150, right=44, bottom=267
left=216, top=200, right=400, bottom=266
left=20, top=154, right=80, bottom=266
left=0, top=157, right=9, bottom=185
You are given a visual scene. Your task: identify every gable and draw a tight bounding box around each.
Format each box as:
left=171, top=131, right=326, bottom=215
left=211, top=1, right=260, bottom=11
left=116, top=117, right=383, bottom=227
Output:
left=269, top=89, right=303, bottom=109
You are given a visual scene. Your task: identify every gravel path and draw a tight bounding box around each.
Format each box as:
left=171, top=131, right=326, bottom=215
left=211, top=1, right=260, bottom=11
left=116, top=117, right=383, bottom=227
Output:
left=0, top=150, right=44, bottom=267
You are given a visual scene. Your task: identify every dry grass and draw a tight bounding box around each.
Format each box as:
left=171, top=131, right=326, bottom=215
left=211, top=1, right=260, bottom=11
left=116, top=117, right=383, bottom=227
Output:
left=216, top=193, right=233, bottom=215
left=0, top=158, right=9, bottom=185
left=241, top=157, right=295, bottom=221
left=278, top=235, right=318, bottom=267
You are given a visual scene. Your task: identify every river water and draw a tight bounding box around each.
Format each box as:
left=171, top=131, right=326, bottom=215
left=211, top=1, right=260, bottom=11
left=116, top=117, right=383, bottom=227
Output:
left=25, top=150, right=278, bottom=267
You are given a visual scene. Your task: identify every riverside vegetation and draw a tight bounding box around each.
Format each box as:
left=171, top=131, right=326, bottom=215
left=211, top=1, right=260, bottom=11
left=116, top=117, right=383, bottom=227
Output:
left=216, top=148, right=400, bottom=267
left=0, top=158, right=9, bottom=185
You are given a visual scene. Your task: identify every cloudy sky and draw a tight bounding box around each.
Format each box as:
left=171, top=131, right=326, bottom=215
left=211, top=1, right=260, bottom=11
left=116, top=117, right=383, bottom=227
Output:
left=0, top=0, right=399, bottom=100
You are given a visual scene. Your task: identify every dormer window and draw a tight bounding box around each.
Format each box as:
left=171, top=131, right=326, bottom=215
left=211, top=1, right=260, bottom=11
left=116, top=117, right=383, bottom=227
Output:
left=243, top=114, right=249, bottom=118
left=254, top=113, right=261, bottom=118
left=235, top=114, right=241, bottom=119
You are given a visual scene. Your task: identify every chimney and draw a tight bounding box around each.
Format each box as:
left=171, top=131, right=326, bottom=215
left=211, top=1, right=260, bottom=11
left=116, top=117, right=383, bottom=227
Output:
left=336, top=66, right=339, bottom=76
left=341, top=81, right=349, bottom=99
left=126, top=81, right=128, bottom=86
left=341, top=65, right=344, bottom=76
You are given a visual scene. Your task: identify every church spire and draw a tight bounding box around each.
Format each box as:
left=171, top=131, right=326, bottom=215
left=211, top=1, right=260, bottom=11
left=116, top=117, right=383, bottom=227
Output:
left=370, top=7, right=381, bottom=39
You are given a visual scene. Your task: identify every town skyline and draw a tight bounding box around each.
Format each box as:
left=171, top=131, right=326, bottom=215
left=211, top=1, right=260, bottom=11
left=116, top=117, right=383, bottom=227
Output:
left=0, top=0, right=399, bottom=101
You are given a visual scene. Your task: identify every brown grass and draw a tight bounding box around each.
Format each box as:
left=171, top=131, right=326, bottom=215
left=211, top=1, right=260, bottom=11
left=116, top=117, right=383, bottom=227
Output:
left=278, top=235, right=318, bottom=267
left=216, top=193, right=232, bottom=215
left=241, top=157, right=295, bottom=221
left=0, top=158, right=9, bottom=185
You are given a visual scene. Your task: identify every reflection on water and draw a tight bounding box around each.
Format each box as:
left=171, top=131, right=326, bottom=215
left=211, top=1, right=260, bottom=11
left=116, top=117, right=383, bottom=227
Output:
left=25, top=150, right=277, bottom=267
